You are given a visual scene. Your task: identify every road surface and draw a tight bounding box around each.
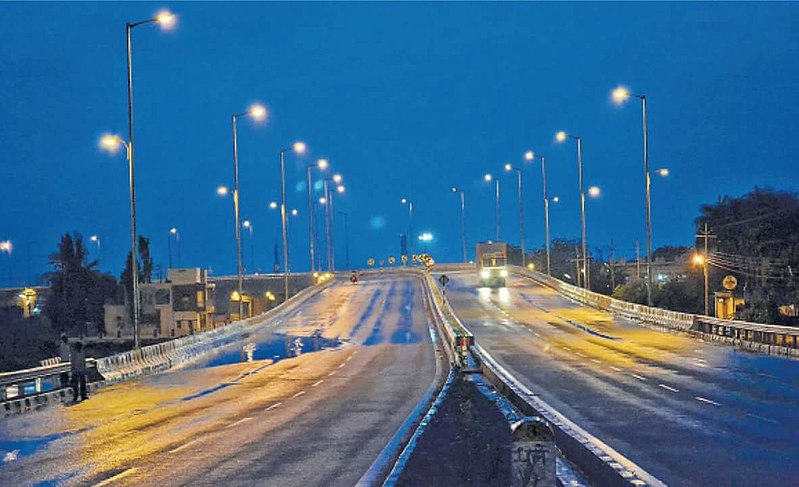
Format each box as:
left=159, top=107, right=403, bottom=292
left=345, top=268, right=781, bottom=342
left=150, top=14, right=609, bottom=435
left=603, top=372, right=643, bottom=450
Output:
left=0, top=275, right=438, bottom=486
left=443, top=270, right=799, bottom=486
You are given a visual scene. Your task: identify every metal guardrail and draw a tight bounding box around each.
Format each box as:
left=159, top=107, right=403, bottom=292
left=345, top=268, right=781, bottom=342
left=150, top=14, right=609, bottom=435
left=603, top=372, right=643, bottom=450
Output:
left=514, top=266, right=799, bottom=358
left=0, top=359, right=98, bottom=402
left=1, top=280, right=335, bottom=415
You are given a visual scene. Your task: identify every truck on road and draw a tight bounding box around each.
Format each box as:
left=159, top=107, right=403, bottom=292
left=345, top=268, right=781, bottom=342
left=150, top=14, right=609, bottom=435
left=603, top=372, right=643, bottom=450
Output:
left=476, top=242, right=508, bottom=287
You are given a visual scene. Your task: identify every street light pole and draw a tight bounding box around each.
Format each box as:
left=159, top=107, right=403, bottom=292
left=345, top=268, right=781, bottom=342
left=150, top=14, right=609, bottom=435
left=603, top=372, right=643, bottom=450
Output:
left=280, top=149, right=290, bottom=300
left=125, top=22, right=141, bottom=350
left=641, top=95, right=653, bottom=306
left=230, top=104, right=266, bottom=319
left=451, top=187, right=467, bottom=263
left=306, top=159, right=328, bottom=274
left=495, top=179, right=501, bottom=241
left=232, top=115, right=244, bottom=319
left=613, top=86, right=653, bottom=305
left=123, top=11, right=175, bottom=349
left=556, top=132, right=589, bottom=289
left=401, top=198, right=413, bottom=256
left=505, top=164, right=525, bottom=266
left=323, top=181, right=332, bottom=272
left=526, top=151, right=551, bottom=275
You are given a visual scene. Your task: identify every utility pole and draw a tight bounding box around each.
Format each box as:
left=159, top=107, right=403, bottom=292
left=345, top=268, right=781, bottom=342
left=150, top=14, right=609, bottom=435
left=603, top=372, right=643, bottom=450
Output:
left=696, top=223, right=716, bottom=316
left=575, top=246, right=582, bottom=288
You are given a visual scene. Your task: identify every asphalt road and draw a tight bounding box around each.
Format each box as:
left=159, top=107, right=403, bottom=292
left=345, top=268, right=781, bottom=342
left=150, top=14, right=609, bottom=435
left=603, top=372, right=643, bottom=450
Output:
left=0, top=275, right=438, bottom=486
left=442, top=271, right=799, bottom=486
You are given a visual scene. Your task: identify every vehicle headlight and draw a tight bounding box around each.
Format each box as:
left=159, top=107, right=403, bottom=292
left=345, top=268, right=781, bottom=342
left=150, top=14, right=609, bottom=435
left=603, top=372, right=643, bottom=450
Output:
left=500, top=269, right=508, bottom=278
left=480, top=270, right=490, bottom=279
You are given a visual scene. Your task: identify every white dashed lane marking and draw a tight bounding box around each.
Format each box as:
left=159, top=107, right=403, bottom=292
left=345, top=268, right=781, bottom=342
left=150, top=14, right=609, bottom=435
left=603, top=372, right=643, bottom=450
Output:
left=292, top=391, right=306, bottom=398
left=630, top=374, right=648, bottom=381
left=658, top=384, right=679, bottom=393
left=169, top=439, right=199, bottom=454
left=226, top=417, right=253, bottom=428
left=312, top=380, right=324, bottom=387
left=265, top=402, right=282, bottom=411
left=695, top=396, right=721, bottom=407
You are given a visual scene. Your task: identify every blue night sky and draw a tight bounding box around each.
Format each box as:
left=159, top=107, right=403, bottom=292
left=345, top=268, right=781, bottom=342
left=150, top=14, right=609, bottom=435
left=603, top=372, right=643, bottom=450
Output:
left=1, top=2, right=798, bottom=284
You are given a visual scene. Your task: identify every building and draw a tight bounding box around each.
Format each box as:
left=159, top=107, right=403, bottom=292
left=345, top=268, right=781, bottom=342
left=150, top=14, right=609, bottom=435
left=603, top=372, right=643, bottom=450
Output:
left=104, top=268, right=215, bottom=339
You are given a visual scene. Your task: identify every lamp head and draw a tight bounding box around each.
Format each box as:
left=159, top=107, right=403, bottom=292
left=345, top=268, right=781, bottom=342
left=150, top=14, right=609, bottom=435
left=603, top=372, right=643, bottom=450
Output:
left=555, top=131, right=568, bottom=143
left=612, top=86, right=631, bottom=105
left=293, top=141, right=307, bottom=154
left=269, top=201, right=278, bottom=210
left=317, top=159, right=329, bottom=170
left=484, top=173, right=493, bottom=182
left=332, top=174, right=343, bottom=184
left=248, top=104, right=267, bottom=122
left=155, top=10, right=176, bottom=29
left=524, top=151, right=535, bottom=161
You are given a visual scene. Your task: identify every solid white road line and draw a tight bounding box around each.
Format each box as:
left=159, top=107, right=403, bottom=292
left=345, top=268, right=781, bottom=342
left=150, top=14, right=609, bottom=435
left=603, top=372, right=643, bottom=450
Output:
left=631, top=374, right=648, bottom=381
left=265, top=402, right=282, bottom=411
left=658, top=384, right=679, bottom=393
left=312, top=380, right=324, bottom=387
left=169, top=439, right=200, bottom=454
left=292, top=391, right=306, bottom=398
left=93, top=468, right=140, bottom=486
left=695, top=396, right=721, bottom=406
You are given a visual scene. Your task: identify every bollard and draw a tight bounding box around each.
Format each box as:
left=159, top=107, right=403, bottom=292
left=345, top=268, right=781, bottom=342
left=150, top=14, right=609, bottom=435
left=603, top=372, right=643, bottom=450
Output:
left=510, top=417, right=557, bottom=487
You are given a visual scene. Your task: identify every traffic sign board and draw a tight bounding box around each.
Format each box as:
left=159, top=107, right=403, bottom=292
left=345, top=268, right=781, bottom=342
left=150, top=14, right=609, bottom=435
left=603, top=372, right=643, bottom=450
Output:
left=439, top=274, right=450, bottom=287
left=367, top=258, right=375, bottom=267
left=388, top=256, right=396, bottom=265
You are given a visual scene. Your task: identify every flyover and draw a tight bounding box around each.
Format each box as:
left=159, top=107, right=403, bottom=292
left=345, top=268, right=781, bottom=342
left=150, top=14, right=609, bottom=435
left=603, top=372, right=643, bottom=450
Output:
left=440, top=267, right=799, bottom=486
left=0, top=274, right=442, bottom=486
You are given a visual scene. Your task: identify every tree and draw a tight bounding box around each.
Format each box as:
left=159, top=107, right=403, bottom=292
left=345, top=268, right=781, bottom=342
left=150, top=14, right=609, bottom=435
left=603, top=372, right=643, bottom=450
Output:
left=612, top=278, right=648, bottom=305
left=696, top=188, right=799, bottom=323
left=120, top=235, right=154, bottom=321
left=44, top=233, right=117, bottom=336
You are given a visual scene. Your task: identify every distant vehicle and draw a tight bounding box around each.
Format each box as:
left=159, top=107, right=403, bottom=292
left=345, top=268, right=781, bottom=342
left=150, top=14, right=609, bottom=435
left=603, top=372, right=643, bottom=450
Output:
left=350, top=271, right=358, bottom=284
left=476, top=242, right=508, bottom=287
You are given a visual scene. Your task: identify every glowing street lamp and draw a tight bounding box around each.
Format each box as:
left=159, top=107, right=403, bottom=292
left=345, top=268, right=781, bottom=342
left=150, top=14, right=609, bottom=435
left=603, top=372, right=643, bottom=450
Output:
left=0, top=240, right=12, bottom=254
left=269, top=201, right=278, bottom=210
left=451, top=187, right=467, bottom=263
left=484, top=173, right=500, bottom=240
left=279, top=142, right=307, bottom=300
left=588, top=186, right=601, bottom=198
left=656, top=168, right=669, bottom=177
left=556, top=130, right=590, bottom=290
left=216, top=185, right=229, bottom=196
left=230, top=103, right=268, bottom=319
left=336, top=185, right=346, bottom=194
left=306, top=158, right=328, bottom=273
left=613, top=84, right=654, bottom=305
left=692, top=252, right=709, bottom=315
left=526, top=150, right=552, bottom=275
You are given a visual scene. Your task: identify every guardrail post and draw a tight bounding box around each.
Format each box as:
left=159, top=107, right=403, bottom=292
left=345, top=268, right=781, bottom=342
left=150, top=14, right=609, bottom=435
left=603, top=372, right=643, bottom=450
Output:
left=511, top=417, right=557, bottom=487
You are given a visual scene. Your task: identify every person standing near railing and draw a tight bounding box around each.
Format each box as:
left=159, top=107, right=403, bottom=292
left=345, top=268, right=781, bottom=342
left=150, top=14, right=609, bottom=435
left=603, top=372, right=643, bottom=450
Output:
left=70, top=342, right=88, bottom=402
left=58, top=334, right=71, bottom=388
